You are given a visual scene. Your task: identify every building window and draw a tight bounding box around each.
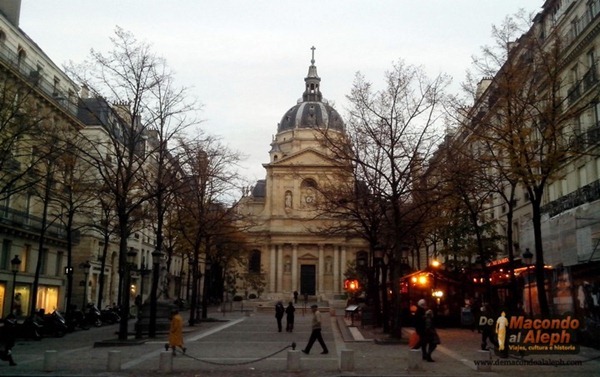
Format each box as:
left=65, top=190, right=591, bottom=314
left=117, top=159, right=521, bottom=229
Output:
left=1, top=240, right=11, bottom=270
left=17, top=46, right=26, bottom=66
left=249, top=250, right=261, bottom=273
left=56, top=251, right=64, bottom=276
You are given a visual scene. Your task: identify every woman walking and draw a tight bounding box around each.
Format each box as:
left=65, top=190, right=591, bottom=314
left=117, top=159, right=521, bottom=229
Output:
left=423, top=309, right=440, bottom=362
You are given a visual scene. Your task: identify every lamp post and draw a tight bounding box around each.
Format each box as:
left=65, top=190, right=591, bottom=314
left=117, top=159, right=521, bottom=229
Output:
left=149, top=249, right=162, bottom=338
left=10, top=255, right=21, bottom=314
left=127, top=249, right=138, bottom=301
left=373, top=246, right=384, bottom=326
left=522, top=248, right=534, bottom=316
left=139, top=261, right=149, bottom=303
left=81, top=261, right=91, bottom=309
left=64, top=265, right=73, bottom=320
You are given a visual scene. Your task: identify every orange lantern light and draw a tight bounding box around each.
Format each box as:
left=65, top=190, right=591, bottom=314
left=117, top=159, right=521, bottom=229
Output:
left=344, top=279, right=359, bottom=292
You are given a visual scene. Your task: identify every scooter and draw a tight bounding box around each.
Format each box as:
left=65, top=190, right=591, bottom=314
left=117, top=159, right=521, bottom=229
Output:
left=42, top=310, right=68, bottom=337
left=70, top=308, right=90, bottom=331
left=100, top=306, right=121, bottom=324
left=85, top=303, right=103, bottom=327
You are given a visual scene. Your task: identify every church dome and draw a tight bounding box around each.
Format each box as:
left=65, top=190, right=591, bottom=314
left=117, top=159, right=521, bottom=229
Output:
left=277, top=47, right=345, bottom=133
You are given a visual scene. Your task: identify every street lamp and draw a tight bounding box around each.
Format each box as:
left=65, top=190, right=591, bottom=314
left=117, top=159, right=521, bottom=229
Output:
left=80, top=261, right=91, bottom=309
left=10, top=255, right=21, bottom=314
left=522, top=248, right=534, bottom=316
left=127, top=248, right=138, bottom=297
left=138, top=261, right=149, bottom=304
left=149, top=249, right=162, bottom=338
left=64, top=265, right=74, bottom=319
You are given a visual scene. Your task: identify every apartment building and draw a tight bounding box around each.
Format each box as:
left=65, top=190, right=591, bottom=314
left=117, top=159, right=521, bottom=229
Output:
left=434, top=0, right=600, bottom=332
left=0, top=1, right=82, bottom=317
left=0, top=2, right=184, bottom=318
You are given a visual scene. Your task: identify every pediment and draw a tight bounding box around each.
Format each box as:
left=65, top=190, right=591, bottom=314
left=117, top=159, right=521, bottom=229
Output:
left=298, top=252, right=318, bottom=260
left=270, top=148, right=340, bottom=167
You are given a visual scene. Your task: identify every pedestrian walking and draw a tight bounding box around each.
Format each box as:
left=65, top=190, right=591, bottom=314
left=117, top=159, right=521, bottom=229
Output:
left=423, top=309, right=440, bottom=362
left=0, top=314, right=17, bottom=366
left=293, top=291, right=299, bottom=304
left=479, top=304, right=498, bottom=350
left=496, top=310, right=509, bottom=357
left=285, top=301, right=295, bottom=332
left=166, top=309, right=186, bottom=356
left=302, top=304, right=328, bottom=355
left=275, top=301, right=285, bottom=332
left=414, top=299, right=428, bottom=360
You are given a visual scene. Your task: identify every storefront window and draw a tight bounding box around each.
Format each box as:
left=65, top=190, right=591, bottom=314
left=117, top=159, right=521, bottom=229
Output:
left=36, top=285, right=59, bottom=313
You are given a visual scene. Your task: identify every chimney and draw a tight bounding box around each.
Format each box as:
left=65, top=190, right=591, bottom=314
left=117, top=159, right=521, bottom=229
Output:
left=80, top=84, right=90, bottom=99
left=475, top=77, right=492, bottom=101
left=0, top=0, right=22, bottom=27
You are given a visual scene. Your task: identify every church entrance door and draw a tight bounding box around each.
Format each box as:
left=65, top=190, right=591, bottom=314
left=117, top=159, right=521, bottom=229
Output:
left=300, top=265, right=316, bottom=296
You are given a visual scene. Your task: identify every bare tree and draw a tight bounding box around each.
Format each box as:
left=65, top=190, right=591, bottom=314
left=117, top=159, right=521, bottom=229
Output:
left=320, top=60, right=450, bottom=337
left=172, top=135, right=244, bottom=324
left=461, top=11, right=588, bottom=316
left=0, top=68, right=46, bottom=201
left=67, top=27, right=186, bottom=339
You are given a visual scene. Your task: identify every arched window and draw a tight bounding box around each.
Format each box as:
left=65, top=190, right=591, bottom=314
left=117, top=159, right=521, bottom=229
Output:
left=17, top=46, right=26, bottom=66
left=249, top=250, right=261, bottom=273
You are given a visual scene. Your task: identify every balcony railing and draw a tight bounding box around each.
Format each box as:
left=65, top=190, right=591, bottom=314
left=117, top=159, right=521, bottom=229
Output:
left=0, top=45, right=77, bottom=116
left=542, top=180, right=600, bottom=217
left=564, top=0, right=600, bottom=46
left=0, top=206, right=80, bottom=244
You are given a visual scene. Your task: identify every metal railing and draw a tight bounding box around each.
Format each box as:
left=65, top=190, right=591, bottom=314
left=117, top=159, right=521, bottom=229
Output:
left=0, top=205, right=80, bottom=243
left=0, top=45, right=77, bottom=116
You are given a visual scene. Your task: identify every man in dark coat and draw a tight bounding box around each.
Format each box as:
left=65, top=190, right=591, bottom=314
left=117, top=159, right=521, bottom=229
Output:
left=275, top=301, right=285, bottom=332
left=285, top=302, right=295, bottom=332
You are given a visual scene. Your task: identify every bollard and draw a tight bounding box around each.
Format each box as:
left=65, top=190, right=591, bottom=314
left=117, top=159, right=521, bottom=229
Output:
left=287, top=349, right=301, bottom=372
left=43, top=350, right=58, bottom=372
left=407, top=349, right=422, bottom=370
left=107, top=350, right=121, bottom=372
left=340, top=349, right=354, bottom=371
left=475, top=349, right=492, bottom=372
left=159, top=351, right=173, bottom=372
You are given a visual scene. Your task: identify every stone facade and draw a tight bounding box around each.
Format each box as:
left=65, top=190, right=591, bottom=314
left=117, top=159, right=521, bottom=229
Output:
left=237, top=51, right=367, bottom=301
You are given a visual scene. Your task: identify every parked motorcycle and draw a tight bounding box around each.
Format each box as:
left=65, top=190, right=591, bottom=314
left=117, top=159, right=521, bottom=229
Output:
left=65, top=305, right=90, bottom=331
left=13, top=315, right=42, bottom=340
left=100, top=306, right=121, bottom=325
left=41, top=310, right=68, bottom=337
left=85, top=304, right=103, bottom=327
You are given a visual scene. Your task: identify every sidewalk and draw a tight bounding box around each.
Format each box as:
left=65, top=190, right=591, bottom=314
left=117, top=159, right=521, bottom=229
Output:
left=1, top=305, right=599, bottom=376
left=348, top=314, right=600, bottom=376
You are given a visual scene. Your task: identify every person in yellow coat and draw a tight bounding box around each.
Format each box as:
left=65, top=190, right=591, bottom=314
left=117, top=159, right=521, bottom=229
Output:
left=168, top=309, right=186, bottom=356
left=495, top=311, right=508, bottom=351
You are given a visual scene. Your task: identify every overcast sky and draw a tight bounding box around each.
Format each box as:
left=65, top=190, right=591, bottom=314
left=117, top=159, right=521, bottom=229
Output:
left=20, top=1, right=541, bottom=188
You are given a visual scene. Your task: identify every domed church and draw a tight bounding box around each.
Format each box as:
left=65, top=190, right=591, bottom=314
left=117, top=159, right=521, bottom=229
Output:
left=237, top=48, right=367, bottom=300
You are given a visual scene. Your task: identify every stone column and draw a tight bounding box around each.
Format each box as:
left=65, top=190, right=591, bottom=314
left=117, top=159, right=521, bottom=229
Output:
left=292, top=244, right=298, bottom=292
left=269, top=244, right=277, bottom=293
left=318, top=244, right=324, bottom=294
left=277, top=244, right=284, bottom=294
left=341, top=246, right=347, bottom=292
left=333, top=245, right=340, bottom=294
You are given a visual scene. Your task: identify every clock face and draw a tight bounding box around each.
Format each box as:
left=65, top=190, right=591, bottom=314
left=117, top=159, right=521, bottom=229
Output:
left=305, top=195, right=314, bottom=203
